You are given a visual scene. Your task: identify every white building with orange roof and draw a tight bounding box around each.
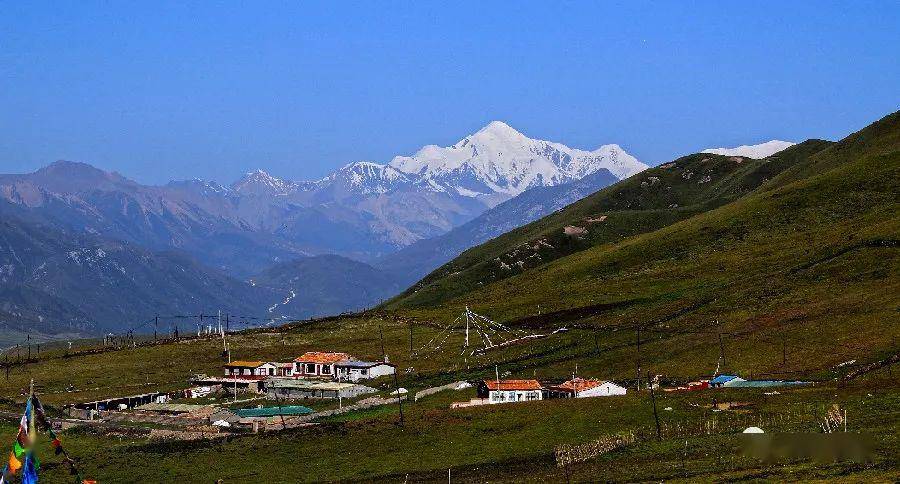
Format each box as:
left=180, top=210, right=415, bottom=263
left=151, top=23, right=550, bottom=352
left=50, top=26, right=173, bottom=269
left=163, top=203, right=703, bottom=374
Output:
left=476, top=379, right=543, bottom=404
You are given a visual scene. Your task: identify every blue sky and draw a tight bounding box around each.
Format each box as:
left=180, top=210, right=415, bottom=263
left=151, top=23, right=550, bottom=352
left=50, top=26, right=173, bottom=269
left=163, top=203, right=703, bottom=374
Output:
left=1, top=1, right=898, bottom=184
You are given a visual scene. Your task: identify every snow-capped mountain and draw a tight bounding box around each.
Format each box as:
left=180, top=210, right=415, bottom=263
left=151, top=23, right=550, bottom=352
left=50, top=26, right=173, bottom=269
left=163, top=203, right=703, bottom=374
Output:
left=701, top=140, right=795, bottom=159
left=387, top=121, right=645, bottom=204
left=318, top=161, right=413, bottom=196
left=231, top=169, right=298, bottom=196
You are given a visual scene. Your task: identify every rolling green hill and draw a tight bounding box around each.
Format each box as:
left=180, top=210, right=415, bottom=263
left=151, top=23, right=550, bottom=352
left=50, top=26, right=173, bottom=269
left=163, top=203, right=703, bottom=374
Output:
left=388, top=111, right=898, bottom=379
left=388, top=139, right=835, bottom=309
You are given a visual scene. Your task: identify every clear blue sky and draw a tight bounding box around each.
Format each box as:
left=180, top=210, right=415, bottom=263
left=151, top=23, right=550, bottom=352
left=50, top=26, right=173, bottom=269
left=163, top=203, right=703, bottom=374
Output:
left=1, top=1, right=898, bottom=184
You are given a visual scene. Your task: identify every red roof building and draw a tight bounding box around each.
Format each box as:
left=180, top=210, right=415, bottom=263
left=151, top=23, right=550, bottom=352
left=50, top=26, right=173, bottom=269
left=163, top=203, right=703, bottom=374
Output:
left=477, top=379, right=543, bottom=403
left=482, top=379, right=543, bottom=391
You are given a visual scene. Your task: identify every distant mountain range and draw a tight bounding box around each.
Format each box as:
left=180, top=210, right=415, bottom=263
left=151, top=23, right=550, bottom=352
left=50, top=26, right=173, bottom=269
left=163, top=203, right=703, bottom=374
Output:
left=0, top=122, right=644, bottom=276
left=0, top=122, right=645, bottom=336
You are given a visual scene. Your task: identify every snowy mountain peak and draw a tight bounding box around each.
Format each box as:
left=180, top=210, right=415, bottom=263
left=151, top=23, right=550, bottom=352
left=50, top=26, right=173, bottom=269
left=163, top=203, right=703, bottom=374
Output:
left=472, top=120, right=527, bottom=140
left=702, top=140, right=795, bottom=159
left=388, top=121, right=646, bottom=201
left=231, top=169, right=291, bottom=194
left=323, top=161, right=410, bottom=194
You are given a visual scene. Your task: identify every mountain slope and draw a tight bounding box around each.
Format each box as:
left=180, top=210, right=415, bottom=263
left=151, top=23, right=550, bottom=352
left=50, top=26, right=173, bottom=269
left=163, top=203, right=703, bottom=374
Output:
left=250, top=255, right=403, bottom=318
left=388, top=138, right=833, bottom=308
left=0, top=211, right=275, bottom=335
left=376, top=168, right=620, bottom=286
left=0, top=211, right=409, bottom=337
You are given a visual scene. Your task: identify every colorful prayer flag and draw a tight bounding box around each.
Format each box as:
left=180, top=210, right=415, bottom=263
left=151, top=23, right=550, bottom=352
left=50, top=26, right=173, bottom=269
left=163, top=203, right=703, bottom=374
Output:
left=13, top=442, right=24, bottom=459
left=21, top=454, right=37, bottom=484
left=7, top=453, right=20, bottom=473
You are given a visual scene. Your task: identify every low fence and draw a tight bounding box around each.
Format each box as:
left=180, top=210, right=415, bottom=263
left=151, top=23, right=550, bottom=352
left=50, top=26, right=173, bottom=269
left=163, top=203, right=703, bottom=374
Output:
left=414, top=381, right=468, bottom=401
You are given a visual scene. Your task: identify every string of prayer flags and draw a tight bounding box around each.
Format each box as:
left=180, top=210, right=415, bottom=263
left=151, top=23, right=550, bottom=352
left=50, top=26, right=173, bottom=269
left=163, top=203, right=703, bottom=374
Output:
left=0, top=383, right=94, bottom=484
left=1, top=393, right=36, bottom=483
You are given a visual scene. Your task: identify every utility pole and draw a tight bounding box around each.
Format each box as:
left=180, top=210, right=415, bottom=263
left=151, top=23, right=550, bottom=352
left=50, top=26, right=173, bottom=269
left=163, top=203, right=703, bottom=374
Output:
left=378, top=324, right=386, bottom=360
left=154, top=315, right=158, bottom=342
left=392, top=370, right=404, bottom=427
left=648, top=371, right=661, bottom=441
left=718, top=333, right=726, bottom=371
left=635, top=328, right=642, bottom=391
left=782, top=336, right=786, bottom=365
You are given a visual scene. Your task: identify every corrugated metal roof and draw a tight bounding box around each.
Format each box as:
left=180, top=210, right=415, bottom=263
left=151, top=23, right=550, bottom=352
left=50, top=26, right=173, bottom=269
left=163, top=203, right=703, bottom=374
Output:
left=550, top=378, right=605, bottom=392
left=483, top=379, right=542, bottom=391
left=266, top=378, right=362, bottom=390
left=224, top=360, right=266, bottom=368
left=294, top=352, right=351, bottom=364
left=234, top=405, right=313, bottom=418
left=135, top=403, right=207, bottom=413
left=335, top=360, right=394, bottom=369
left=727, top=380, right=809, bottom=388
left=710, top=375, right=740, bottom=384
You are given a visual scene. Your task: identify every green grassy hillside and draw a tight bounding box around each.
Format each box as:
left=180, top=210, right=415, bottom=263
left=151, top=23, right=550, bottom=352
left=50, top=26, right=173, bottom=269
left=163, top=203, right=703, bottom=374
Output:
left=392, top=111, right=899, bottom=381
left=389, top=139, right=834, bottom=308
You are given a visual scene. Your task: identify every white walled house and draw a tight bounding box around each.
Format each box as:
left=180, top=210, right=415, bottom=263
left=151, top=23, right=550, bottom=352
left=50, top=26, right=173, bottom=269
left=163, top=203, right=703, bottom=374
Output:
left=224, top=361, right=278, bottom=378
left=476, top=380, right=543, bottom=404
left=544, top=378, right=627, bottom=398
left=293, top=352, right=351, bottom=378
left=575, top=380, right=627, bottom=398
left=334, top=360, right=396, bottom=382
